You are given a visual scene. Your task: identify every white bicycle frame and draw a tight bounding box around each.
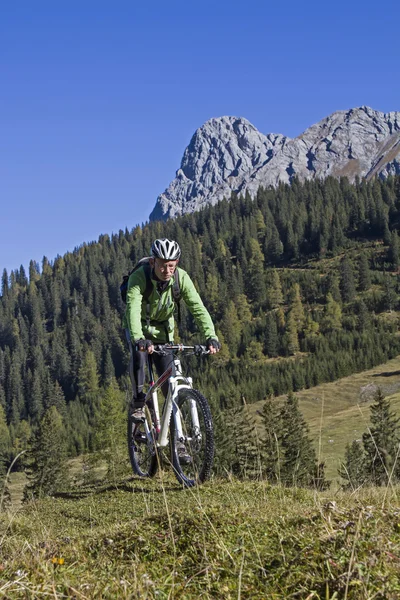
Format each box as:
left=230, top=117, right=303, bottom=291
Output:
left=143, top=351, right=201, bottom=449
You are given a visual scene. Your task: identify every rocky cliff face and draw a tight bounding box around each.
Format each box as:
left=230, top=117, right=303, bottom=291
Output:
left=149, top=106, right=400, bottom=221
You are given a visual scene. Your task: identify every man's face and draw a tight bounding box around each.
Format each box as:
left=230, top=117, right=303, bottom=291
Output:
left=152, top=258, right=179, bottom=281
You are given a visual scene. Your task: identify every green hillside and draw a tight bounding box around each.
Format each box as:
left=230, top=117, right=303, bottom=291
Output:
left=249, top=355, right=400, bottom=480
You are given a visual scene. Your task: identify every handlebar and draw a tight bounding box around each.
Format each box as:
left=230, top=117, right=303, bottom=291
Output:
left=153, top=344, right=209, bottom=356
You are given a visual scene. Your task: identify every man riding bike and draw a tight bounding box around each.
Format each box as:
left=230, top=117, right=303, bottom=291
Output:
left=123, top=238, right=220, bottom=425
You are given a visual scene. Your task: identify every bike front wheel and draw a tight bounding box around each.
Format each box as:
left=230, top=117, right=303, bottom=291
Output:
left=127, top=408, right=158, bottom=478
left=170, top=388, right=214, bottom=487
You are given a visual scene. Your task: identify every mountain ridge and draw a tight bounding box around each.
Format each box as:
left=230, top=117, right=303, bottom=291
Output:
left=150, top=106, right=400, bottom=221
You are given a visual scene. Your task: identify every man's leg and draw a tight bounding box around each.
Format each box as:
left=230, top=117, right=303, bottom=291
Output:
left=152, top=350, right=174, bottom=399
left=125, top=329, right=147, bottom=421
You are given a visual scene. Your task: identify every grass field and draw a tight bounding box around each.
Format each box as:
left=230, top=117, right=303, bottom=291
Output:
left=1, top=476, right=400, bottom=599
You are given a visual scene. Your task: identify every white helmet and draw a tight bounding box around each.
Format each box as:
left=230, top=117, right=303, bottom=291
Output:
left=151, top=238, right=181, bottom=261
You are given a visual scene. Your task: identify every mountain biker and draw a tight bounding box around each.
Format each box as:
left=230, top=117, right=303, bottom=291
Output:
left=124, top=238, right=221, bottom=423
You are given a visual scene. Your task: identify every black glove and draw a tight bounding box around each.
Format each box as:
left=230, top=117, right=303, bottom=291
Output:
left=136, top=339, right=153, bottom=351
left=206, top=338, right=221, bottom=351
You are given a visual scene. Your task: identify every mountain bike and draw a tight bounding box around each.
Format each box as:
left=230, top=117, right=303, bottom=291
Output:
left=127, top=344, right=214, bottom=488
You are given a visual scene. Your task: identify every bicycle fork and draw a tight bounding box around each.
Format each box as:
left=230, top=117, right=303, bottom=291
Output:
left=171, top=388, right=202, bottom=446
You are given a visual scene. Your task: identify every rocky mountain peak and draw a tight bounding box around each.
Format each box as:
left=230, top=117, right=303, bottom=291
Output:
left=149, top=107, right=400, bottom=221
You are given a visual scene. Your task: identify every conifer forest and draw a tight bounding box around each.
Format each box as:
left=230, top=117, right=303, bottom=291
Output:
left=1, top=174, right=400, bottom=482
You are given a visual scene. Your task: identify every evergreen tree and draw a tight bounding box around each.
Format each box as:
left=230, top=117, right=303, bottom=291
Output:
left=221, top=301, right=242, bottom=356
left=11, top=419, right=32, bottom=457
left=265, top=312, right=278, bottom=357
left=303, top=314, right=320, bottom=342
left=93, top=380, right=127, bottom=483
left=1, top=269, right=8, bottom=296
left=259, top=399, right=282, bottom=482
left=244, top=340, right=264, bottom=363
left=340, top=257, right=356, bottom=303
left=235, top=294, right=252, bottom=326
left=323, top=293, right=342, bottom=332
left=278, top=393, right=320, bottom=487
left=288, top=283, right=305, bottom=333
left=358, top=254, right=371, bottom=291
left=267, top=269, right=284, bottom=309
left=0, top=405, right=11, bottom=509
left=355, top=299, right=370, bottom=331
left=362, top=389, right=400, bottom=486
left=338, top=440, right=367, bottom=489
left=247, top=238, right=267, bottom=304
left=285, top=310, right=299, bottom=355
left=231, top=405, right=263, bottom=479
left=382, top=275, right=397, bottom=312
left=326, top=273, right=341, bottom=303
left=24, top=406, right=68, bottom=499
left=205, top=272, right=220, bottom=317
left=266, top=225, right=283, bottom=262
left=78, top=349, right=100, bottom=444
left=212, top=406, right=237, bottom=477
left=388, top=230, right=400, bottom=270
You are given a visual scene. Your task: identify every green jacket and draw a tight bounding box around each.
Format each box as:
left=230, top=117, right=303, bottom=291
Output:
left=123, top=266, right=218, bottom=343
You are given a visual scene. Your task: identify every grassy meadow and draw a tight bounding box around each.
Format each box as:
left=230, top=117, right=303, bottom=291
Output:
left=1, top=476, right=400, bottom=599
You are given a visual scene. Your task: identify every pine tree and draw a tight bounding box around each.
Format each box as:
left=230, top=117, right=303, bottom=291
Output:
left=212, top=406, right=237, bottom=477
left=288, top=283, right=305, bottom=333
left=326, top=273, right=341, bottom=303
left=244, top=340, right=264, bottom=363
left=267, top=270, right=284, bottom=309
left=78, top=349, right=100, bottom=449
left=382, top=275, right=397, bottom=312
left=24, top=406, right=68, bottom=499
left=221, top=301, right=242, bottom=356
left=231, top=405, right=263, bottom=479
left=266, top=225, right=283, bottom=262
left=1, top=269, right=9, bottom=296
left=247, top=238, right=267, bottom=304
left=11, top=419, right=32, bottom=457
left=265, top=311, right=278, bottom=357
left=338, top=441, right=367, bottom=489
left=235, top=294, right=252, bottom=326
left=278, top=393, right=320, bottom=487
left=355, top=299, right=370, bottom=331
left=0, top=405, right=11, bottom=509
left=340, top=258, right=356, bottom=303
left=93, top=380, right=128, bottom=483
left=285, top=310, right=299, bottom=355
left=388, top=230, right=400, bottom=270
left=259, top=399, right=282, bottom=482
left=358, top=254, right=371, bottom=291
left=303, top=314, right=320, bottom=341
left=362, top=389, right=400, bottom=486
left=323, top=293, right=342, bottom=332
left=205, top=272, right=220, bottom=317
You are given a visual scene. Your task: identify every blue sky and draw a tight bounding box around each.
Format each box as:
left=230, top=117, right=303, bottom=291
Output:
left=1, top=0, right=399, bottom=277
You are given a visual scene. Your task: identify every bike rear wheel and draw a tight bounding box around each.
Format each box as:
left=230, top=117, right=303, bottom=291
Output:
left=170, top=388, right=214, bottom=487
left=127, top=407, right=158, bottom=478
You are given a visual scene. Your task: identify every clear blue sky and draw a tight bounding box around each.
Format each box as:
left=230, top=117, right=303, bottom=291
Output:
left=1, top=0, right=399, bottom=276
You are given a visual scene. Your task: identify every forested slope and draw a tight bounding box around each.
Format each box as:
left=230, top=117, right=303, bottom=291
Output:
left=1, top=175, right=400, bottom=459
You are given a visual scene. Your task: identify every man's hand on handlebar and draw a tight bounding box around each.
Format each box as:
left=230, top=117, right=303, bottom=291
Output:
left=206, top=338, right=221, bottom=354
left=136, top=339, right=155, bottom=354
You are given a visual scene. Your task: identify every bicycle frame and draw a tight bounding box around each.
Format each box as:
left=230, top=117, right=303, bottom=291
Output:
left=144, top=352, right=194, bottom=449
